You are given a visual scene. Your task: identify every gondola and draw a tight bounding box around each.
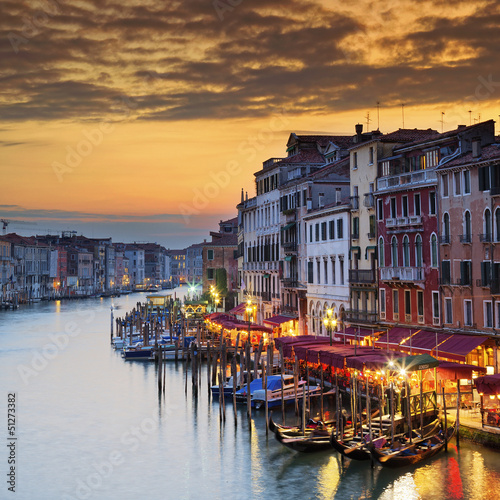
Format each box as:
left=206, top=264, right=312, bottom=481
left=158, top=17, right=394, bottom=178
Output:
left=274, top=428, right=333, bottom=453
left=370, top=421, right=456, bottom=468
left=268, top=413, right=335, bottom=438
left=330, top=417, right=442, bottom=462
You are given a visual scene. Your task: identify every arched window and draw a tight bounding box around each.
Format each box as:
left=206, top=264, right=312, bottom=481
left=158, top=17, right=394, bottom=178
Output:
left=378, top=237, right=385, bottom=267
left=415, top=234, right=423, bottom=267
left=431, top=233, right=438, bottom=267
left=485, top=208, right=492, bottom=240
left=443, top=213, right=450, bottom=241
left=464, top=211, right=471, bottom=241
left=391, top=236, right=398, bottom=268
left=403, top=235, right=410, bottom=267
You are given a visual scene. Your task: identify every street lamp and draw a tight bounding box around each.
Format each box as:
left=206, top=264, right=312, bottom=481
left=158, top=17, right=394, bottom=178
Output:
left=323, top=308, right=337, bottom=346
left=246, top=298, right=255, bottom=343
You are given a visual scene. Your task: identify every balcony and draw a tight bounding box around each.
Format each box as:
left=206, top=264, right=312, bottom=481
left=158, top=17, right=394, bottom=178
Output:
left=460, top=234, right=472, bottom=244
left=377, top=169, right=437, bottom=191
left=261, top=291, right=272, bottom=302
left=380, top=267, right=424, bottom=282
left=345, top=310, right=378, bottom=323
left=351, top=232, right=359, bottom=240
left=283, top=208, right=296, bottom=222
left=349, top=269, right=376, bottom=284
left=439, top=277, right=452, bottom=285
left=282, top=277, right=299, bottom=288
left=439, top=235, right=450, bottom=244
left=363, top=193, right=375, bottom=208
left=386, top=216, right=422, bottom=228
left=282, top=242, right=297, bottom=253
left=350, top=196, right=359, bottom=210
left=476, top=278, right=490, bottom=287
left=367, top=232, right=376, bottom=240
left=479, top=233, right=492, bottom=243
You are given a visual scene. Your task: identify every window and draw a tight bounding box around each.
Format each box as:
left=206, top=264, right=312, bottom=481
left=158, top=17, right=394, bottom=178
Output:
left=485, top=209, right=492, bottom=240
left=380, top=288, right=386, bottom=315
left=405, top=290, right=411, bottom=318
left=481, top=261, right=491, bottom=286
left=377, top=199, right=383, bottom=220
left=207, top=249, right=214, bottom=260
left=339, top=257, right=344, bottom=284
left=402, top=196, right=409, bottom=218
left=441, top=260, right=451, bottom=284
left=207, top=268, right=215, bottom=280
left=352, top=217, right=359, bottom=238
left=432, top=291, right=440, bottom=324
left=337, top=219, right=344, bottom=239
left=414, top=194, right=421, bottom=217
left=442, top=174, right=449, bottom=197
left=415, top=234, right=423, bottom=267
left=417, top=291, right=424, bottom=319
left=309, top=225, right=313, bottom=243
left=479, top=165, right=491, bottom=191
left=431, top=234, right=438, bottom=267
left=445, top=298, right=452, bottom=324
left=329, top=220, right=335, bottom=239
left=369, top=215, right=376, bottom=238
left=464, top=300, right=473, bottom=326
left=391, top=237, right=398, bottom=268
left=369, top=147, right=374, bottom=164
left=403, top=235, right=410, bottom=267
left=426, top=150, right=438, bottom=168
left=463, top=170, right=471, bottom=194
left=378, top=237, right=385, bottom=267
left=393, top=290, right=399, bottom=316
left=353, top=152, right=358, bottom=169
left=331, top=258, right=336, bottom=284
left=464, top=211, right=471, bottom=241
left=484, top=301, right=493, bottom=328
left=443, top=213, right=450, bottom=242
left=460, top=260, right=472, bottom=285
left=307, top=261, right=314, bottom=284
left=429, top=191, right=436, bottom=215
left=496, top=302, right=500, bottom=329
left=315, top=223, right=320, bottom=242
left=321, top=222, right=327, bottom=241
left=317, top=261, right=321, bottom=284
left=496, top=209, right=500, bottom=242
left=390, top=198, right=397, bottom=219
left=454, top=171, right=461, bottom=195
left=324, top=260, right=328, bottom=284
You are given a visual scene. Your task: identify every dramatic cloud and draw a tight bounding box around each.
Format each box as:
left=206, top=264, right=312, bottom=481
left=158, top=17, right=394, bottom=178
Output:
left=1, top=0, right=498, bottom=123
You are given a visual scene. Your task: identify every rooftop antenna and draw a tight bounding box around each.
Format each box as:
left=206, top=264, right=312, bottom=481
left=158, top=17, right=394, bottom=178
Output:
left=469, top=110, right=472, bottom=126
left=376, top=101, right=380, bottom=130
left=365, top=111, right=371, bottom=132
left=401, top=104, right=405, bottom=129
left=440, top=112, right=445, bottom=133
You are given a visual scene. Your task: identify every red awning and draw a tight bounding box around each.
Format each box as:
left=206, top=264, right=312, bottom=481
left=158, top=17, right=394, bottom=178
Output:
left=228, top=303, right=247, bottom=315
left=432, top=334, right=488, bottom=362
left=281, top=338, right=331, bottom=358
left=437, top=361, right=487, bottom=380
left=375, top=327, right=413, bottom=348
left=263, top=315, right=296, bottom=327
left=398, top=330, right=452, bottom=355
left=335, top=327, right=381, bottom=341
left=345, top=352, right=400, bottom=371
left=475, top=373, right=500, bottom=395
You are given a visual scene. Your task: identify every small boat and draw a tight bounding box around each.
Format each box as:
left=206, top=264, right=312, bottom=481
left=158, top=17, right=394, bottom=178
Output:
left=252, top=377, right=321, bottom=409
left=370, top=421, right=456, bottom=468
left=269, top=413, right=335, bottom=438
left=275, top=430, right=333, bottom=453
left=235, top=375, right=297, bottom=405
left=211, top=371, right=256, bottom=397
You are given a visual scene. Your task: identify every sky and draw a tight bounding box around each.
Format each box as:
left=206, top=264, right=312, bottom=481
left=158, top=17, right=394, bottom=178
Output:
left=1, top=0, right=499, bottom=248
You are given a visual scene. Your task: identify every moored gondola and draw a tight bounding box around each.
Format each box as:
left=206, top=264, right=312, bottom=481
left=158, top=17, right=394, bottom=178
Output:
left=275, top=428, right=333, bottom=453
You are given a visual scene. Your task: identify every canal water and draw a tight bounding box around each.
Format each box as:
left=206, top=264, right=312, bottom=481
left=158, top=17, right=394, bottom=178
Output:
left=1, top=291, right=500, bottom=500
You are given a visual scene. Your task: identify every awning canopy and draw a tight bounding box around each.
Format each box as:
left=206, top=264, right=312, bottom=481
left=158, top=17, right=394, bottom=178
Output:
left=281, top=222, right=296, bottom=231
left=398, top=330, right=452, bottom=355
left=437, top=361, right=486, bottom=380
left=388, top=354, right=439, bottom=372
left=375, top=327, right=413, bottom=347
left=350, top=246, right=361, bottom=259
left=346, top=352, right=398, bottom=371
left=228, top=303, right=246, bottom=315
left=475, top=373, right=500, bottom=395
left=432, top=334, right=488, bottom=362
left=263, top=315, right=296, bottom=327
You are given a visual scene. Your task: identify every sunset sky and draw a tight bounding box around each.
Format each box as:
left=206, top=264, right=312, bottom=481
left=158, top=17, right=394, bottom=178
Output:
left=1, top=0, right=499, bottom=248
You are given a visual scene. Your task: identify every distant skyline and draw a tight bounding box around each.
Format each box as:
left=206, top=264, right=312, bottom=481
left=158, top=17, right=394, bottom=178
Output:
left=1, top=0, right=499, bottom=248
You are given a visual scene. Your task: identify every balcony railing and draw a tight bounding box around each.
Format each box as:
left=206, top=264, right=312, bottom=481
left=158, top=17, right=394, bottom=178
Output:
left=344, top=310, right=378, bottom=323
left=476, top=278, right=490, bottom=287
left=380, top=267, right=424, bottom=281
left=460, top=234, right=472, bottom=244
left=377, top=169, right=437, bottom=191
left=282, top=242, right=297, bottom=252
left=282, top=278, right=299, bottom=288
left=479, top=233, right=492, bottom=243
left=349, top=269, right=376, bottom=283
left=261, top=291, right=272, bottom=301
left=363, top=193, right=375, bottom=208
left=350, top=196, right=359, bottom=210
left=439, top=235, right=450, bottom=244
left=367, top=232, right=375, bottom=240
left=386, top=216, right=422, bottom=228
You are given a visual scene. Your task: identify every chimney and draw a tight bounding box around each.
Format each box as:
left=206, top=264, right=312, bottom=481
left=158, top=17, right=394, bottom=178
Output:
left=241, top=188, right=244, bottom=203
left=472, top=137, right=481, bottom=158
left=355, top=123, right=363, bottom=143
left=318, top=192, right=325, bottom=209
